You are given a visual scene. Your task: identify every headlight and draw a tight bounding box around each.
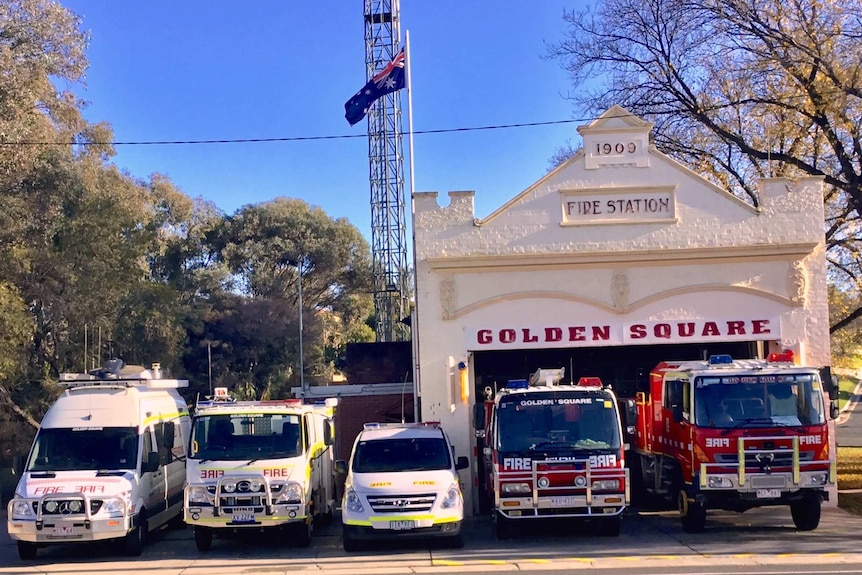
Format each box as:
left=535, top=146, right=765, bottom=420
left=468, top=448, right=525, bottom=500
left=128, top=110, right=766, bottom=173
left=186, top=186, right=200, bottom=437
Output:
left=805, top=473, right=829, bottom=486
left=10, top=500, right=33, bottom=518
left=102, top=498, right=126, bottom=515
left=501, top=482, right=531, bottom=494
left=591, top=479, right=620, bottom=491
left=248, top=479, right=263, bottom=492
left=343, top=488, right=365, bottom=513
left=440, top=484, right=462, bottom=509
left=222, top=479, right=237, bottom=493
left=707, top=476, right=734, bottom=488
left=275, top=482, right=302, bottom=504
left=188, top=486, right=213, bottom=504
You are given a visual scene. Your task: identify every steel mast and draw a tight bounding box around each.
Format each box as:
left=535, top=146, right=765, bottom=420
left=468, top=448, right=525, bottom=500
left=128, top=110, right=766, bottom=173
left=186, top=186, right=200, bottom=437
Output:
left=363, top=0, right=409, bottom=342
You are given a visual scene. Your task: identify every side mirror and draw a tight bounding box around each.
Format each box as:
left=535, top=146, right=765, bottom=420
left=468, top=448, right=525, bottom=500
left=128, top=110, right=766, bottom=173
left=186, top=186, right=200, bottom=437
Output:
left=830, top=375, right=839, bottom=401
left=164, top=421, right=176, bottom=448
left=831, top=401, right=840, bottom=421
left=334, top=460, right=348, bottom=475
left=472, top=403, right=486, bottom=431
left=323, top=420, right=335, bottom=446
left=142, top=451, right=160, bottom=473
left=455, top=456, right=469, bottom=471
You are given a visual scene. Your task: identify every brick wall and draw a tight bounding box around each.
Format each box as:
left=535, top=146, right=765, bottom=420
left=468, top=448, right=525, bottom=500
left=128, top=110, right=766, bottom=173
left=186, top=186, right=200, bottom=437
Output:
left=344, top=341, right=413, bottom=385
left=334, top=393, right=414, bottom=461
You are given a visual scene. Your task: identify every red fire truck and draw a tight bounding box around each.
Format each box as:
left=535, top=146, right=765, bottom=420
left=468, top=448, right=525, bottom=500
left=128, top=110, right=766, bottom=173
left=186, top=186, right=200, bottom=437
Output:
left=473, top=368, right=629, bottom=539
left=629, top=353, right=837, bottom=532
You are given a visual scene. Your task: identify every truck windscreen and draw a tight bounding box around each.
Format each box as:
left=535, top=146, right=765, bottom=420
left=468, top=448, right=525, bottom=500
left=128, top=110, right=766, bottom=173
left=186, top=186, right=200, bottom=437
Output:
left=693, top=373, right=826, bottom=427
left=27, top=427, right=138, bottom=471
left=190, top=414, right=302, bottom=460
left=496, top=392, right=621, bottom=452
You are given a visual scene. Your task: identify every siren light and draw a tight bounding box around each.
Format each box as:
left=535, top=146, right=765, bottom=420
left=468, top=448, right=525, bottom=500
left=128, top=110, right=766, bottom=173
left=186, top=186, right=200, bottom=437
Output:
left=577, top=376, right=603, bottom=387
left=708, top=354, right=734, bottom=365
left=767, top=350, right=795, bottom=363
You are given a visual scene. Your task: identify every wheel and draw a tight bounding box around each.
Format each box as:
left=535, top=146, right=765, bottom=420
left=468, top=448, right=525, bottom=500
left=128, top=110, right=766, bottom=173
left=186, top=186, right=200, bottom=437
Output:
left=123, top=515, right=147, bottom=556
left=17, top=541, right=37, bottom=560
left=791, top=492, right=822, bottom=531
left=596, top=515, right=621, bottom=537
left=678, top=487, right=706, bottom=533
left=495, top=513, right=512, bottom=540
left=194, top=526, right=213, bottom=552
left=342, top=525, right=362, bottom=552
left=293, top=519, right=312, bottom=547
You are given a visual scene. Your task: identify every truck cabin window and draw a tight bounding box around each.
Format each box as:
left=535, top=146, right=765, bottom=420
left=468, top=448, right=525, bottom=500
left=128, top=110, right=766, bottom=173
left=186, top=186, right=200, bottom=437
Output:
left=28, top=427, right=138, bottom=471
left=693, top=374, right=826, bottom=428
left=190, top=414, right=302, bottom=460
left=496, top=393, right=621, bottom=452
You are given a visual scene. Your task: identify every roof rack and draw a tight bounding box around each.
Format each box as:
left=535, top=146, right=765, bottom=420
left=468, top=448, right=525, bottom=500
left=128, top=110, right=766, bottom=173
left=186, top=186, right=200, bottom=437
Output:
left=59, top=360, right=188, bottom=389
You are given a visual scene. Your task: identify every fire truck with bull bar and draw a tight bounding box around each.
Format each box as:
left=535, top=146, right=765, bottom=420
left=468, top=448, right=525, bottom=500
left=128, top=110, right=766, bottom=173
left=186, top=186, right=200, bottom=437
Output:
left=628, top=352, right=837, bottom=532
left=473, top=368, right=630, bottom=539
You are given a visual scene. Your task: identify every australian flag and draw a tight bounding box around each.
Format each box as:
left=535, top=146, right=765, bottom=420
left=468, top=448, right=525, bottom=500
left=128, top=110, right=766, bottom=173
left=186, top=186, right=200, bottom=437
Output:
left=344, top=47, right=406, bottom=126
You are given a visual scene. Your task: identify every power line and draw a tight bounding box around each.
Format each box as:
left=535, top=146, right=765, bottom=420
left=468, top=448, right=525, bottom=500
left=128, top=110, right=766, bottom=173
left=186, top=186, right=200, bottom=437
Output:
left=0, top=118, right=585, bottom=147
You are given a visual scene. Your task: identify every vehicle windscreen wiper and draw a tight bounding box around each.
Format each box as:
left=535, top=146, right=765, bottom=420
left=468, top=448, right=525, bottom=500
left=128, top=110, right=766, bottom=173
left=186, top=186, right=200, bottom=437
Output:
left=721, top=417, right=775, bottom=435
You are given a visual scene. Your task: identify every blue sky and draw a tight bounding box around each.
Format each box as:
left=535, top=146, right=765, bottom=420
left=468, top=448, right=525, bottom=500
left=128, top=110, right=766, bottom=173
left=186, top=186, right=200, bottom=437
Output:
left=60, top=1, right=590, bottom=241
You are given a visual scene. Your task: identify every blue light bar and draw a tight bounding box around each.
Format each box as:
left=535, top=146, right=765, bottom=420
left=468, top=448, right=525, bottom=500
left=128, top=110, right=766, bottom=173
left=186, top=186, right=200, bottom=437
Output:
left=507, top=379, right=529, bottom=389
left=709, top=354, right=734, bottom=365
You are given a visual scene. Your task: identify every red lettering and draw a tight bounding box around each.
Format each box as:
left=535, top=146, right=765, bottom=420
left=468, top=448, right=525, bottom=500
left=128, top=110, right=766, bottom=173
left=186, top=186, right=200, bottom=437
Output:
left=522, top=328, right=538, bottom=343
left=726, top=321, right=745, bottom=335
left=263, top=468, right=289, bottom=477
left=544, top=327, right=562, bottom=342
left=752, top=319, right=771, bottom=334
left=592, top=325, right=610, bottom=340
left=500, top=329, right=516, bottom=344
left=34, top=486, right=61, bottom=495
left=477, top=329, right=492, bottom=345
left=678, top=322, right=695, bottom=337
left=654, top=323, right=671, bottom=339
left=629, top=325, right=647, bottom=339
left=568, top=326, right=586, bottom=341
left=201, top=469, right=224, bottom=479
left=702, top=322, right=720, bottom=336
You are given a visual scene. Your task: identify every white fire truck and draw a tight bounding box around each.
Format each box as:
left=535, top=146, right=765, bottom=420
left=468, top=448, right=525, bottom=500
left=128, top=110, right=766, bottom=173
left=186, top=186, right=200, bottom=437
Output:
left=474, top=368, right=629, bottom=539
left=183, top=389, right=338, bottom=550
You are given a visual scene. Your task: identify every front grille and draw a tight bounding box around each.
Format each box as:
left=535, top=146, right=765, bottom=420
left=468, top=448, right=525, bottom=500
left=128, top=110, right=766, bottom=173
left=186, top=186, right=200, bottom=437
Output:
left=366, top=493, right=436, bottom=513
left=33, top=500, right=102, bottom=515
left=715, top=451, right=814, bottom=467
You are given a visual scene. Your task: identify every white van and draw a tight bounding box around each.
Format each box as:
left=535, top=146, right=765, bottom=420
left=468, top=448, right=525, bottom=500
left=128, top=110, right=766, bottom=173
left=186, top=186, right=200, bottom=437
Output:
left=6, top=360, right=190, bottom=560
left=336, top=422, right=469, bottom=551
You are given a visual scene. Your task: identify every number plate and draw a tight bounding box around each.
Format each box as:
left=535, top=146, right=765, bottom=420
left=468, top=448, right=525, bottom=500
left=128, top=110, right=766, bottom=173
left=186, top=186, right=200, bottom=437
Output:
left=52, top=526, right=76, bottom=537
left=756, top=489, right=781, bottom=499
left=389, top=520, right=415, bottom=530
left=231, top=508, right=256, bottom=523
left=551, top=496, right=579, bottom=507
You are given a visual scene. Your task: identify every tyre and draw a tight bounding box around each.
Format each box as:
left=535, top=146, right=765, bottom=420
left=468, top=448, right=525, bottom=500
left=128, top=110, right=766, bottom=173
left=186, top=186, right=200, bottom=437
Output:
left=678, top=487, right=706, bottom=533
left=123, top=515, right=147, bottom=556
left=293, top=519, right=312, bottom=547
left=194, top=526, right=213, bottom=552
left=791, top=492, right=821, bottom=531
left=342, top=526, right=362, bottom=552
left=495, top=513, right=512, bottom=540
left=596, top=515, right=622, bottom=537
left=17, top=541, right=37, bottom=560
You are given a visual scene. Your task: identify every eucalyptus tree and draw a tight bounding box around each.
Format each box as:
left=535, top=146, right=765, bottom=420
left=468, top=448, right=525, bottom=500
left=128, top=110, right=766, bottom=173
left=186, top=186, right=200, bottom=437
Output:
left=549, top=0, right=862, bottom=332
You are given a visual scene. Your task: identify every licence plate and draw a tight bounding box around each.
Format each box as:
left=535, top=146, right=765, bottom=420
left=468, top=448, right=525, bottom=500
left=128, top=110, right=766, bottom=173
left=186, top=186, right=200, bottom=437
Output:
left=551, top=496, right=579, bottom=507
left=231, top=508, right=256, bottom=523
left=390, top=520, right=415, bottom=530
left=756, top=489, right=782, bottom=499
left=52, top=526, right=76, bottom=537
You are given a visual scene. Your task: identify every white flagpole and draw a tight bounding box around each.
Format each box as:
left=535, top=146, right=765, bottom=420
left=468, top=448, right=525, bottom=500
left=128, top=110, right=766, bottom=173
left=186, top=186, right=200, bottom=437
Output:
left=404, top=29, right=421, bottom=422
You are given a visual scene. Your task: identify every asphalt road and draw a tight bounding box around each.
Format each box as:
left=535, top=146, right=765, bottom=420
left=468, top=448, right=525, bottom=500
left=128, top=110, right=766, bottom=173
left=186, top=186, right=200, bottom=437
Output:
left=3, top=503, right=862, bottom=575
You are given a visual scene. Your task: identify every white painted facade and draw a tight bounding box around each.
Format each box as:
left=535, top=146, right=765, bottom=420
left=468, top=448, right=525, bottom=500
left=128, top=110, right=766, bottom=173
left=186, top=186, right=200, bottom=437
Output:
left=411, top=107, right=831, bottom=513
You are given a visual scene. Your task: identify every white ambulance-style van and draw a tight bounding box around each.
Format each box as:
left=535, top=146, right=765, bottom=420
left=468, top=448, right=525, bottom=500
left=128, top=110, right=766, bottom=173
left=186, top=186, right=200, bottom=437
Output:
left=6, top=360, right=190, bottom=560
left=335, top=422, right=469, bottom=551
left=183, top=389, right=338, bottom=551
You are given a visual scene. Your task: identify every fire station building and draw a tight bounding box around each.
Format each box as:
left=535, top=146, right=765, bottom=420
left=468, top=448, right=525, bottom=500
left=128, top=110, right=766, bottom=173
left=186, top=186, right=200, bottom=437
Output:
left=411, top=106, right=831, bottom=513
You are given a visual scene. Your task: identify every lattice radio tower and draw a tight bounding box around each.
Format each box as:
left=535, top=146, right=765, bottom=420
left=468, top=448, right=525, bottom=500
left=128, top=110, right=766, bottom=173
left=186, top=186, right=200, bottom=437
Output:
left=363, top=0, right=409, bottom=343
